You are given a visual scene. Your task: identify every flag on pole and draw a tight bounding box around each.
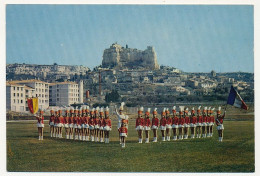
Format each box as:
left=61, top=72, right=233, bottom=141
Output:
left=27, top=97, right=39, bottom=114
left=227, top=86, right=248, bottom=110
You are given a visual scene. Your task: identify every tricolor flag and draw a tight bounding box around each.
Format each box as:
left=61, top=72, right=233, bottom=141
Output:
left=227, top=86, right=248, bottom=110
left=27, top=97, right=39, bottom=114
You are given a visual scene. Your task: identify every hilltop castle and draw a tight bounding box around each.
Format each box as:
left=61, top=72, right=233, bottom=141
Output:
left=102, top=43, right=160, bottom=70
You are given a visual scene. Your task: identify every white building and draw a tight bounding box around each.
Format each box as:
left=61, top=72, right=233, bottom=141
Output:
left=49, top=81, right=83, bottom=106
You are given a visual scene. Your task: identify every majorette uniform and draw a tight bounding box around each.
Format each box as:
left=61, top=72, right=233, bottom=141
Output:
left=135, top=117, right=144, bottom=130
left=144, top=118, right=151, bottom=131
left=37, top=116, right=44, bottom=128
left=172, top=116, right=179, bottom=140
left=73, top=115, right=78, bottom=129
left=183, top=115, right=190, bottom=139
left=152, top=116, right=159, bottom=130
left=94, top=117, right=100, bottom=129
left=178, top=116, right=185, bottom=140
left=160, top=117, right=167, bottom=131
left=190, top=116, right=197, bottom=138
left=216, top=117, right=224, bottom=130
left=103, top=118, right=112, bottom=131
left=116, top=102, right=127, bottom=129
left=144, top=108, right=151, bottom=144
left=206, top=114, right=211, bottom=137
left=166, top=117, right=172, bottom=129
left=119, top=126, right=128, bottom=148
left=49, top=114, right=55, bottom=127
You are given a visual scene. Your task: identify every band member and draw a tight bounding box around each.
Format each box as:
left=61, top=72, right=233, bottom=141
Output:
left=171, top=106, right=179, bottom=140
left=144, top=108, right=151, bottom=143
left=82, top=106, right=87, bottom=141
left=49, top=108, right=55, bottom=137
left=115, top=102, right=128, bottom=144
left=206, top=107, right=211, bottom=137
left=58, top=109, right=64, bottom=138
left=64, top=108, right=70, bottom=139
left=151, top=108, right=159, bottom=142
left=36, top=110, right=44, bottom=140
left=183, top=108, right=190, bottom=139
left=196, top=106, right=202, bottom=138
left=136, top=107, right=144, bottom=143
left=69, top=107, right=74, bottom=140
left=85, top=106, right=90, bottom=141
left=54, top=110, right=59, bottom=138
left=216, top=107, right=226, bottom=142
left=166, top=108, right=172, bottom=141
left=202, top=107, right=208, bottom=138
left=178, top=107, right=185, bottom=140
left=94, top=107, right=100, bottom=142
left=119, top=123, right=128, bottom=148
left=160, top=108, right=167, bottom=141
left=77, top=108, right=83, bottom=140
left=89, top=108, right=95, bottom=142
left=99, top=107, right=105, bottom=142
left=73, top=108, right=78, bottom=140
left=209, top=108, right=215, bottom=137
left=104, top=106, right=112, bottom=143
left=190, top=107, right=197, bottom=139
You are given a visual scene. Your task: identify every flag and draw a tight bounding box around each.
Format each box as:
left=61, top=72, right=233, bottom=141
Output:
left=27, top=97, right=39, bottom=114
left=227, top=86, right=248, bottom=110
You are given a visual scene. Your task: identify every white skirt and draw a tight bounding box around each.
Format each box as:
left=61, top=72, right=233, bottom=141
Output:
left=99, top=126, right=104, bottom=130
left=151, top=125, right=158, bottom=130
left=190, top=124, right=196, bottom=128
left=136, top=125, right=144, bottom=130
left=73, top=124, right=78, bottom=129
left=69, top=124, right=74, bottom=128
left=178, top=125, right=184, bottom=128
left=84, top=124, right=89, bottom=129
left=209, top=122, right=214, bottom=126
left=37, top=123, right=44, bottom=128
left=144, top=126, right=151, bottom=131
left=120, top=133, right=127, bottom=137
left=104, top=126, right=111, bottom=131
left=57, top=123, right=62, bottom=128
left=160, top=126, right=166, bottom=131
left=172, top=124, right=179, bottom=129
left=49, top=122, right=54, bottom=126
left=89, top=125, right=94, bottom=130
left=94, top=125, right=99, bottom=129
left=64, top=124, right=69, bottom=128
left=54, top=123, right=58, bottom=127
left=77, top=125, right=82, bottom=129
left=196, top=123, right=202, bottom=126
left=202, top=122, right=207, bottom=127
left=217, top=124, right=224, bottom=130
left=166, top=124, right=172, bottom=129
left=184, top=124, right=190, bottom=128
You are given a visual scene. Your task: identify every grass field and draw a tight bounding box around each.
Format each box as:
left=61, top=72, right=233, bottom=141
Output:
left=7, top=116, right=254, bottom=172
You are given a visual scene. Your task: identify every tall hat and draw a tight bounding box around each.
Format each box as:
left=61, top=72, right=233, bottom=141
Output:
left=86, top=105, right=90, bottom=113
left=161, top=108, right=166, bottom=116
left=197, top=106, right=201, bottom=113
left=82, top=105, right=86, bottom=113
left=179, top=106, right=184, bottom=115
left=70, top=107, right=74, bottom=113
left=74, top=107, right=78, bottom=114
left=105, top=106, right=109, bottom=115
left=203, top=107, right=207, bottom=113
left=95, top=107, right=100, bottom=114
left=119, top=102, right=125, bottom=111
left=184, top=107, right=189, bottom=114
left=172, top=106, right=176, bottom=113
left=58, top=109, right=62, bottom=114
left=138, top=106, right=144, bottom=115
left=211, top=108, right=215, bottom=114
left=65, top=107, right=69, bottom=113
left=90, top=107, right=95, bottom=115
left=207, top=107, right=211, bottom=113
left=79, top=107, right=82, bottom=114
left=153, top=108, right=157, bottom=115
left=191, top=107, right=195, bottom=114
left=40, top=109, right=44, bottom=114
left=100, top=107, right=104, bottom=116
left=50, top=108, right=54, bottom=113
left=217, top=107, right=221, bottom=114
left=166, top=108, right=170, bottom=115
left=145, top=108, right=151, bottom=116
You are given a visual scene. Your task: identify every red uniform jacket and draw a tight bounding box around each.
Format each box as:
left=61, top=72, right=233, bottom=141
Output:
left=136, top=117, right=144, bottom=127
left=197, top=116, right=203, bottom=123
left=76, top=117, right=81, bottom=125
left=94, top=118, right=100, bottom=126
left=69, top=116, right=74, bottom=124
left=172, top=116, right=179, bottom=125
left=144, top=118, right=151, bottom=127
left=54, top=116, right=59, bottom=124
left=49, top=115, right=55, bottom=124
left=99, top=118, right=105, bottom=127
left=184, top=116, right=190, bottom=124
left=73, top=116, right=77, bottom=124
left=178, top=117, right=185, bottom=125
left=89, top=118, right=94, bottom=126
left=37, top=116, right=44, bottom=124
left=190, top=116, right=197, bottom=124
left=202, top=116, right=207, bottom=123
left=119, top=126, right=128, bottom=134
left=215, top=114, right=225, bottom=125
left=166, top=117, right=172, bottom=125
left=64, top=116, right=69, bottom=124
left=207, top=116, right=211, bottom=123
left=160, top=117, right=166, bottom=126
left=104, top=118, right=112, bottom=127
left=152, top=118, right=159, bottom=126
left=210, top=115, right=215, bottom=123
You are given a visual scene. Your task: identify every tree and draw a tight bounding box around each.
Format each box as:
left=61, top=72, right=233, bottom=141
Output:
left=105, top=90, right=120, bottom=103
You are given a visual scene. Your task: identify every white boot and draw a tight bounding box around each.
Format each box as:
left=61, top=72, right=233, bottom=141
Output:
left=41, top=136, right=43, bottom=140
left=50, top=132, right=53, bottom=137
left=101, top=138, right=104, bottom=143
left=107, top=138, right=110, bottom=143
left=96, top=137, right=99, bottom=142
left=153, top=137, right=156, bottom=142
left=162, top=137, right=165, bottom=141
left=145, top=138, right=149, bottom=143
left=91, top=136, right=94, bottom=142
left=220, top=137, right=223, bottom=142
left=86, top=136, right=89, bottom=141
left=38, top=136, right=41, bottom=140
left=61, top=133, right=63, bottom=138
left=122, top=143, right=125, bottom=148
left=139, top=138, right=143, bottom=143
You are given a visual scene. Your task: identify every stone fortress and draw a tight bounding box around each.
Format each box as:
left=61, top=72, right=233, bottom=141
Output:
left=102, top=43, right=160, bottom=70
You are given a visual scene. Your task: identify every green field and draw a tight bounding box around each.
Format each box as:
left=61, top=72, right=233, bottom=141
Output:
left=7, top=118, right=254, bottom=172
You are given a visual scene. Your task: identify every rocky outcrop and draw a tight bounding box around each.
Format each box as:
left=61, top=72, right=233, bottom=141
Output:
left=102, top=43, right=159, bottom=70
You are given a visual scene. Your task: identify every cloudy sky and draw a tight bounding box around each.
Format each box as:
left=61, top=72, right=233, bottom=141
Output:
left=6, top=5, right=253, bottom=72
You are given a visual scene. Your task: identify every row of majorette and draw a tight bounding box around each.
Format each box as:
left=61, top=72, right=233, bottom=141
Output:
left=134, top=106, right=225, bottom=143
left=48, top=105, right=112, bottom=143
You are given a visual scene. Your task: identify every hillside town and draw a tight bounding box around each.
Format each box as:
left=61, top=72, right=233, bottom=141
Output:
left=6, top=43, right=254, bottom=113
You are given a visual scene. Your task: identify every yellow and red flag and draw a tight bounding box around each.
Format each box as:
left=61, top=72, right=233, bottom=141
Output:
left=27, top=98, right=39, bottom=114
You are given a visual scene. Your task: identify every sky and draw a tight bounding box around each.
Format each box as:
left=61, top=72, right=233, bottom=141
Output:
left=6, top=5, right=254, bottom=73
